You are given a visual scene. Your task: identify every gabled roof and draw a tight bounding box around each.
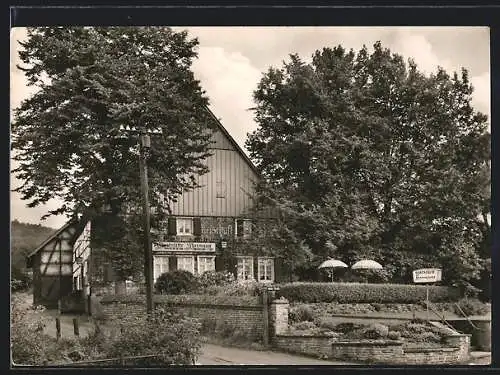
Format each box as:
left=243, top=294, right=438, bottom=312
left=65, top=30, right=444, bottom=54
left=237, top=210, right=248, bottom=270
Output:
left=204, top=105, right=260, bottom=177
left=26, top=215, right=90, bottom=264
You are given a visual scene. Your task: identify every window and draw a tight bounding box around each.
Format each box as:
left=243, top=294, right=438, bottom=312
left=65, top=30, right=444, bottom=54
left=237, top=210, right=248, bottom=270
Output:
left=216, top=181, right=226, bottom=198
left=177, top=218, right=193, bottom=236
left=237, top=256, right=254, bottom=280
left=197, top=256, right=215, bottom=275
left=235, top=219, right=252, bottom=239
left=153, top=256, right=169, bottom=282
left=177, top=256, right=195, bottom=274
left=258, top=257, right=274, bottom=283
left=168, top=217, right=201, bottom=236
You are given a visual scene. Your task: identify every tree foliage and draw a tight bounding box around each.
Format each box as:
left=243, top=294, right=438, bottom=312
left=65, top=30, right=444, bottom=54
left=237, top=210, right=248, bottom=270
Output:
left=247, top=42, right=490, bottom=286
left=11, top=220, right=56, bottom=270
left=12, top=27, right=216, bottom=280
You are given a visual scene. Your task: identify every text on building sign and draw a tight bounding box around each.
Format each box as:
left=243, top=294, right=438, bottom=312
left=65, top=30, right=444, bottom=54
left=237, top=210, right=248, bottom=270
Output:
left=153, top=242, right=216, bottom=252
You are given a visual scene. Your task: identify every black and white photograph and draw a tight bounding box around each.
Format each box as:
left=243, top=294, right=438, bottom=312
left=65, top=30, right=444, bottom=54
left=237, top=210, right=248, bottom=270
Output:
left=10, top=23, right=491, bottom=367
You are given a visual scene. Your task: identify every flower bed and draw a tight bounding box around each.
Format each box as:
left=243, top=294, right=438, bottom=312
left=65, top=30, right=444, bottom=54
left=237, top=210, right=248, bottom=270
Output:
left=287, top=319, right=451, bottom=349
left=288, top=300, right=491, bottom=323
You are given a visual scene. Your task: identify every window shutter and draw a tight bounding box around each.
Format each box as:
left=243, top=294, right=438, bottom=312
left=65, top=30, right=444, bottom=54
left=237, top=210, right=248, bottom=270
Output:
left=193, top=218, right=202, bottom=236
left=215, top=255, right=224, bottom=272
left=228, top=255, right=238, bottom=278
left=236, top=219, right=243, bottom=238
left=253, top=257, right=259, bottom=281
left=168, top=256, right=178, bottom=272
left=167, top=218, right=177, bottom=236
left=274, top=257, right=284, bottom=283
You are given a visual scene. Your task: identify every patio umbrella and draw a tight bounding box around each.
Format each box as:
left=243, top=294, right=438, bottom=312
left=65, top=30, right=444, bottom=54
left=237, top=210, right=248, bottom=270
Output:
left=318, top=259, right=348, bottom=281
left=351, top=259, right=383, bottom=269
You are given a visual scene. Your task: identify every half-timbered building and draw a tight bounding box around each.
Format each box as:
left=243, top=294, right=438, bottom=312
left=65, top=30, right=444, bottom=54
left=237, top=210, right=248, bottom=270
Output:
left=26, top=218, right=91, bottom=308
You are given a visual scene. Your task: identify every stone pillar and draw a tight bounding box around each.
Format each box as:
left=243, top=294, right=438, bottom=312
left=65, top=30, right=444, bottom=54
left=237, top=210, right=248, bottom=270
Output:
left=444, top=334, right=471, bottom=362
left=270, top=297, right=289, bottom=340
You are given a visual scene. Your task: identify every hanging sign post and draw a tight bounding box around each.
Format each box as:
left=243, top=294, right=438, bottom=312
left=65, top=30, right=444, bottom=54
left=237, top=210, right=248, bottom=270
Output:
left=413, top=268, right=442, bottom=320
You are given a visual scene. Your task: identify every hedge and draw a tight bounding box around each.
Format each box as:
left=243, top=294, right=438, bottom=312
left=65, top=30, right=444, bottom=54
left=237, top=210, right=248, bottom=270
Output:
left=276, top=282, right=461, bottom=303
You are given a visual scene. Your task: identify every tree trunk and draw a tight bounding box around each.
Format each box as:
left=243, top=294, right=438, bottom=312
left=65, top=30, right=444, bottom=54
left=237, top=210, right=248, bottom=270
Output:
left=114, top=280, right=127, bottom=295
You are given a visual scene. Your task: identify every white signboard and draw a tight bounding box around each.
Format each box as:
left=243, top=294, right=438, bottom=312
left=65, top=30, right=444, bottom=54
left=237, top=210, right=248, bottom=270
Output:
left=413, top=268, right=442, bottom=283
left=153, top=242, right=216, bottom=253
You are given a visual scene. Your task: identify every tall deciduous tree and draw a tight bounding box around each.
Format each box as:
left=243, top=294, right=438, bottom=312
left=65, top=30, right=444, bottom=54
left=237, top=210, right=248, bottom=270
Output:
left=12, top=27, right=216, bottom=285
left=247, top=42, right=490, bottom=286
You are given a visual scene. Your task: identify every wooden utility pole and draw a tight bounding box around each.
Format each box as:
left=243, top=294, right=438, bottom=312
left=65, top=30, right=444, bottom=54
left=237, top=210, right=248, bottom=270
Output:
left=120, top=125, right=162, bottom=315
left=139, top=133, right=154, bottom=315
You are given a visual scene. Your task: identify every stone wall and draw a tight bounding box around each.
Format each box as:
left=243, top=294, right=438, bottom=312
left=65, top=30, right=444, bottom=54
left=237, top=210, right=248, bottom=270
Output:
left=162, top=303, right=265, bottom=341
left=274, top=335, right=337, bottom=359
left=274, top=334, right=471, bottom=365
left=99, top=299, right=146, bottom=320
left=98, top=294, right=278, bottom=343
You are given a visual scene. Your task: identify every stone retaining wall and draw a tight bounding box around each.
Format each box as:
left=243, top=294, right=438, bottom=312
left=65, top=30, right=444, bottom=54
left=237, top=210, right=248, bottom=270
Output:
left=274, top=334, right=471, bottom=365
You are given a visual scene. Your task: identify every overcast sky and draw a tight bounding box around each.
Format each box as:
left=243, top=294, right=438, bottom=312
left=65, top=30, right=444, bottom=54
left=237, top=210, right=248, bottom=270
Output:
left=10, top=26, right=490, bottom=229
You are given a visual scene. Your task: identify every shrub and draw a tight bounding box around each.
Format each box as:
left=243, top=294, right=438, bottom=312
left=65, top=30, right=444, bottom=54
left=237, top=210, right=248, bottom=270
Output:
left=104, top=307, right=202, bottom=365
left=199, top=317, right=217, bottom=334
left=316, top=317, right=338, bottom=331
left=363, top=323, right=389, bottom=339
left=154, top=270, right=199, bottom=295
left=405, top=323, right=428, bottom=335
left=101, top=294, right=260, bottom=310
left=454, top=298, right=490, bottom=317
left=11, top=296, right=53, bottom=365
left=202, top=279, right=266, bottom=297
left=416, top=332, right=441, bottom=343
left=388, top=331, right=401, bottom=340
left=389, top=321, right=447, bottom=343
left=229, top=279, right=262, bottom=296
left=197, top=271, right=235, bottom=288
left=11, top=267, right=31, bottom=292
left=277, top=282, right=460, bottom=303
left=333, top=322, right=365, bottom=333
left=288, top=304, right=314, bottom=323
left=292, top=321, right=317, bottom=331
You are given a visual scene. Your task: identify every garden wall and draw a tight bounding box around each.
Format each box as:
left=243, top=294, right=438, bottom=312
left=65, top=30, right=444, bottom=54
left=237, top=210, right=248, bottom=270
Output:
left=274, top=334, right=471, bottom=365
left=98, top=294, right=269, bottom=343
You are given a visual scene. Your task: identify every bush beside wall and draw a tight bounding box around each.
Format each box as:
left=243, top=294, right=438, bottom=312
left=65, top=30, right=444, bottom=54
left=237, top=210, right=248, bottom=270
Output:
left=277, top=282, right=460, bottom=303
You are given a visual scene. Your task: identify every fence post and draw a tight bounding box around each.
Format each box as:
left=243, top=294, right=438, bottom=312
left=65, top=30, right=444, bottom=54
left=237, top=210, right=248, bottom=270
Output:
left=55, top=318, right=61, bottom=340
left=262, top=288, right=269, bottom=347
left=73, top=318, right=80, bottom=337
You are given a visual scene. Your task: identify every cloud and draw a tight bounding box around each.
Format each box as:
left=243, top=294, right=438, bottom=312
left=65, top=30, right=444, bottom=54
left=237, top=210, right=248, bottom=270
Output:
left=471, top=72, right=491, bottom=120
left=192, top=46, right=261, bottom=154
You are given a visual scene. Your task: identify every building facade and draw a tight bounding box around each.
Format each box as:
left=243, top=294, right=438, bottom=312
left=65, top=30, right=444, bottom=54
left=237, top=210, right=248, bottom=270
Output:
left=151, top=108, right=282, bottom=283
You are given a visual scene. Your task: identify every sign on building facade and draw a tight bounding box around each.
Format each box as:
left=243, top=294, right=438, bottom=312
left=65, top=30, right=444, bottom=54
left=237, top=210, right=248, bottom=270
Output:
left=153, top=242, right=216, bottom=253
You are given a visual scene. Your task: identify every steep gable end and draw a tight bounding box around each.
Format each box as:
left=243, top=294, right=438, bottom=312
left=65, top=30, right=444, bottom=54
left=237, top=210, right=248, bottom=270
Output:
left=210, top=128, right=237, bottom=151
